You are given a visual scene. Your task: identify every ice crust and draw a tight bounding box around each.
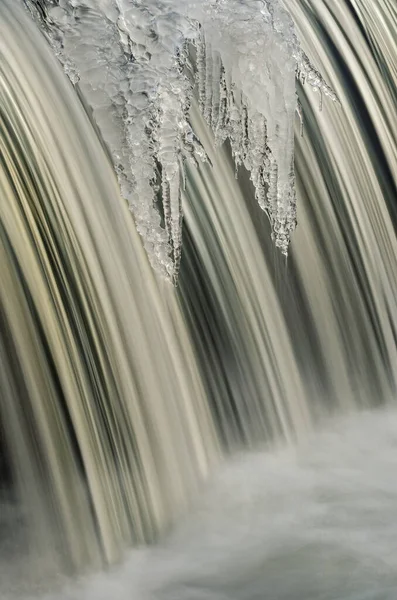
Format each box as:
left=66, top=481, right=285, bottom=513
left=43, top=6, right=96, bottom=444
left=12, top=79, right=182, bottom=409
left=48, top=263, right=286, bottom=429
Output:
left=24, top=0, right=338, bottom=281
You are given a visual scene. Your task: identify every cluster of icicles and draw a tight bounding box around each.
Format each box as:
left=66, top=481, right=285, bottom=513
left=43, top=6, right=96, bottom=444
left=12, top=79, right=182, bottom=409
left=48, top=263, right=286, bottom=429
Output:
left=24, top=0, right=338, bottom=282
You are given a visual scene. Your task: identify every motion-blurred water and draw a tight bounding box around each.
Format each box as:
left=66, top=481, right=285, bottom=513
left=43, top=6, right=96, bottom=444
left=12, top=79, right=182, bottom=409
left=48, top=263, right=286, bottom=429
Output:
left=1, top=0, right=397, bottom=598
left=5, top=409, right=397, bottom=599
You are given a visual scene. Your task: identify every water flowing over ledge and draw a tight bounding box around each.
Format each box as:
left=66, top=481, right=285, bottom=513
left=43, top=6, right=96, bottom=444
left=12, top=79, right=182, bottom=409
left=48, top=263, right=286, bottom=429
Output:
left=24, top=0, right=337, bottom=280
left=2, top=0, right=397, bottom=597
left=0, top=0, right=219, bottom=571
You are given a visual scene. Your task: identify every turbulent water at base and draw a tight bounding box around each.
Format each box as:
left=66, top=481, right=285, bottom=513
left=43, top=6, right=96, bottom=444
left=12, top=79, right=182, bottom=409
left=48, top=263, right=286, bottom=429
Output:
left=42, top=410, right=397, bottom=600
left=1, top=0, right=397, bottom=598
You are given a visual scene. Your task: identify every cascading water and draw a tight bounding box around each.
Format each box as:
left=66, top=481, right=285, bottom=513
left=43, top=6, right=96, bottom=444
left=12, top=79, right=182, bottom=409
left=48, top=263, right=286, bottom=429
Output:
left=1, top=0, right=397, bottom=598
left=0, top=0, right=219, bottom=588
left=288, top=0, right=397, bottom=406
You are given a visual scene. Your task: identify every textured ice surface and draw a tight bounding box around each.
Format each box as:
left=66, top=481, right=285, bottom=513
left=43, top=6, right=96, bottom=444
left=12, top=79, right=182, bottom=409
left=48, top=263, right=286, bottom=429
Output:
left=24, top=0, right=337, bottom=280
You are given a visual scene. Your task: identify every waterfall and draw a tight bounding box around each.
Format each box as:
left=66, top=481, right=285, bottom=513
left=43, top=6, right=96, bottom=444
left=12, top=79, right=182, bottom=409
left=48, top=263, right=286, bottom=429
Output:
left=287, top=0, right=397, bottom=404
left=0, top=0, right=218, bottom=583
left=179, top=102, right=311, bottom=447
left=1, top=0, right=397, bottom=598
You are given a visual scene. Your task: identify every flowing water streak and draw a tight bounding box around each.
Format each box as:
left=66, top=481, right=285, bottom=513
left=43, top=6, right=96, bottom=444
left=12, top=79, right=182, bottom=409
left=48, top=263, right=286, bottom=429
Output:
left=0, top=0, right=218, bottom=581
left=284, top=0, right=397, bottom=404
left=177, top=0, right=397, bottom=448
left=179, top=103, right=311, bottom=448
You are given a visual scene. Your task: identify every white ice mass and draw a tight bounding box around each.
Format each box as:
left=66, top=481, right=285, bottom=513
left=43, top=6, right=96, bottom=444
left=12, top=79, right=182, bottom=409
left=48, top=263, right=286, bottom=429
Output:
left=24, top=0, right=338, bottom=281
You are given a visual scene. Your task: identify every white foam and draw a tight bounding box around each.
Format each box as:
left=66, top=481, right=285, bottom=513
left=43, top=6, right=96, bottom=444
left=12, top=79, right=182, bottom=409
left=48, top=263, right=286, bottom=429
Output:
left=4, top=409, right=397, bottom=599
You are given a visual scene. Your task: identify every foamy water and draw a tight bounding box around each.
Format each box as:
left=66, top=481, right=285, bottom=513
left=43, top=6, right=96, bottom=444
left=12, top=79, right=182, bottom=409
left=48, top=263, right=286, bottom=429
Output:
left=2, top=408, right=397, bottom=600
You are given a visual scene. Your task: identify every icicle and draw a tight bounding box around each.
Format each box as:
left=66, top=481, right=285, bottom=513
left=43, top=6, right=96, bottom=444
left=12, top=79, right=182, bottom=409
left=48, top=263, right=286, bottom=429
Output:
left=161, top=170, right=172, bottom=244
left=228, top=86, right=243, bottom=168
left=204, top=39, right=213, bottom=125
left=25, top=0, right=338, bottom=280
left=215, top=65, right=229, bottom=146
left=247, top=111, right=269, bottom=213
left=295, top=50, right=340, bottom=105
left=211, top=52, right=222, bottom=130
left=179, top=153, right=187, bottom=192
left=196, top=30, right=206, bottom=115
left=296, top=98, right=304, bottom=137
left=169, top=174, right=183, bottom=280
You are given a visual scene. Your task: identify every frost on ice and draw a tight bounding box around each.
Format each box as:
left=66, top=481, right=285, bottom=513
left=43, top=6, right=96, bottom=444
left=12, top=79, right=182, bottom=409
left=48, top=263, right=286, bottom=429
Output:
left=24, top=0, right=338, bottom=282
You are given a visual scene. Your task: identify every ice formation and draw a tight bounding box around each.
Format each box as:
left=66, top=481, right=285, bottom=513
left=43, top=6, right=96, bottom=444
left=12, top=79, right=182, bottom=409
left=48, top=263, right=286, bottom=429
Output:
left=24, top=0, right=338, bottom=282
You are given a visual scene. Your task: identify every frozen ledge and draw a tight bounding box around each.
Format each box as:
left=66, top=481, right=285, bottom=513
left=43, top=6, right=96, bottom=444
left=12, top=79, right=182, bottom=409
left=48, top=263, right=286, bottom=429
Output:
left=24, top=0, right=338, bottom=282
